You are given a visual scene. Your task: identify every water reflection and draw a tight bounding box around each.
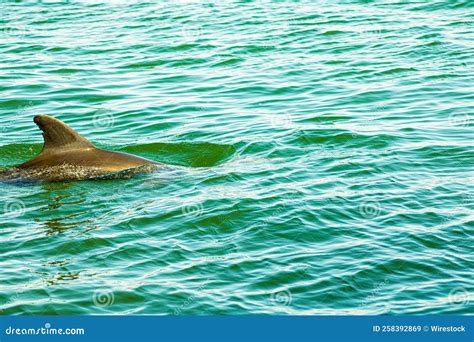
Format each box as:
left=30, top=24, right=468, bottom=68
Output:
left=31, top=183, right=99, bottom=286
left=35, top=183, right=95, bottom=235
left=38, top=213, right=94, bottom=236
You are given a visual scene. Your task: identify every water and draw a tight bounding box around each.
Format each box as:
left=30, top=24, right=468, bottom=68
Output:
left=0, top=0, right=473, bottom=315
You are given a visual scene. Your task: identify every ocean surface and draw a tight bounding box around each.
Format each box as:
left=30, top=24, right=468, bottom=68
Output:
left=0, top=0, right=473, bottom=315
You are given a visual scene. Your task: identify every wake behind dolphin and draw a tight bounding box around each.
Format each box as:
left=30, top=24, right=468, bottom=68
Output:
left=0, top=115, right=162, bottom=183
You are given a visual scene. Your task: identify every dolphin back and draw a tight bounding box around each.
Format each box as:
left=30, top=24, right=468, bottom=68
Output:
left=33, top=115, right=95, bottom=154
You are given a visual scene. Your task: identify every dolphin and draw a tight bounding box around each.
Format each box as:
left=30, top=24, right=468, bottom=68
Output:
left=0, top=115, right=161, bottom=182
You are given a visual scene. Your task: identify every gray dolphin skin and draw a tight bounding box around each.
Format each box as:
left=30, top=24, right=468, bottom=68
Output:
left=0, top=115, right=160, bottom=182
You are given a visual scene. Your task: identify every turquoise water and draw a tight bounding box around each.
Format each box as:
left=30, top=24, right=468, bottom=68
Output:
left=0, top=0, right=473, bottom=315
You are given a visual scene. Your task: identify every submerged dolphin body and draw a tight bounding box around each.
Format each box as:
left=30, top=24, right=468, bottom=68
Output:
left=0, top=115, right=160, bottom=182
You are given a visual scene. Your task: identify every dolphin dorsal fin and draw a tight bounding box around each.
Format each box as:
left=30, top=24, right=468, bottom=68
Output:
left=34, top=115, right=94, bottom=153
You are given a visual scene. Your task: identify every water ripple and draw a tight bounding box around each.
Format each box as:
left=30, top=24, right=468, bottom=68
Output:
left=0, top=0, right=472, bottom=315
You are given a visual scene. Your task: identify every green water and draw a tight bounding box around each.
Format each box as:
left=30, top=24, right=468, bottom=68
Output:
left=0, top=0, right=473, bottom=315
